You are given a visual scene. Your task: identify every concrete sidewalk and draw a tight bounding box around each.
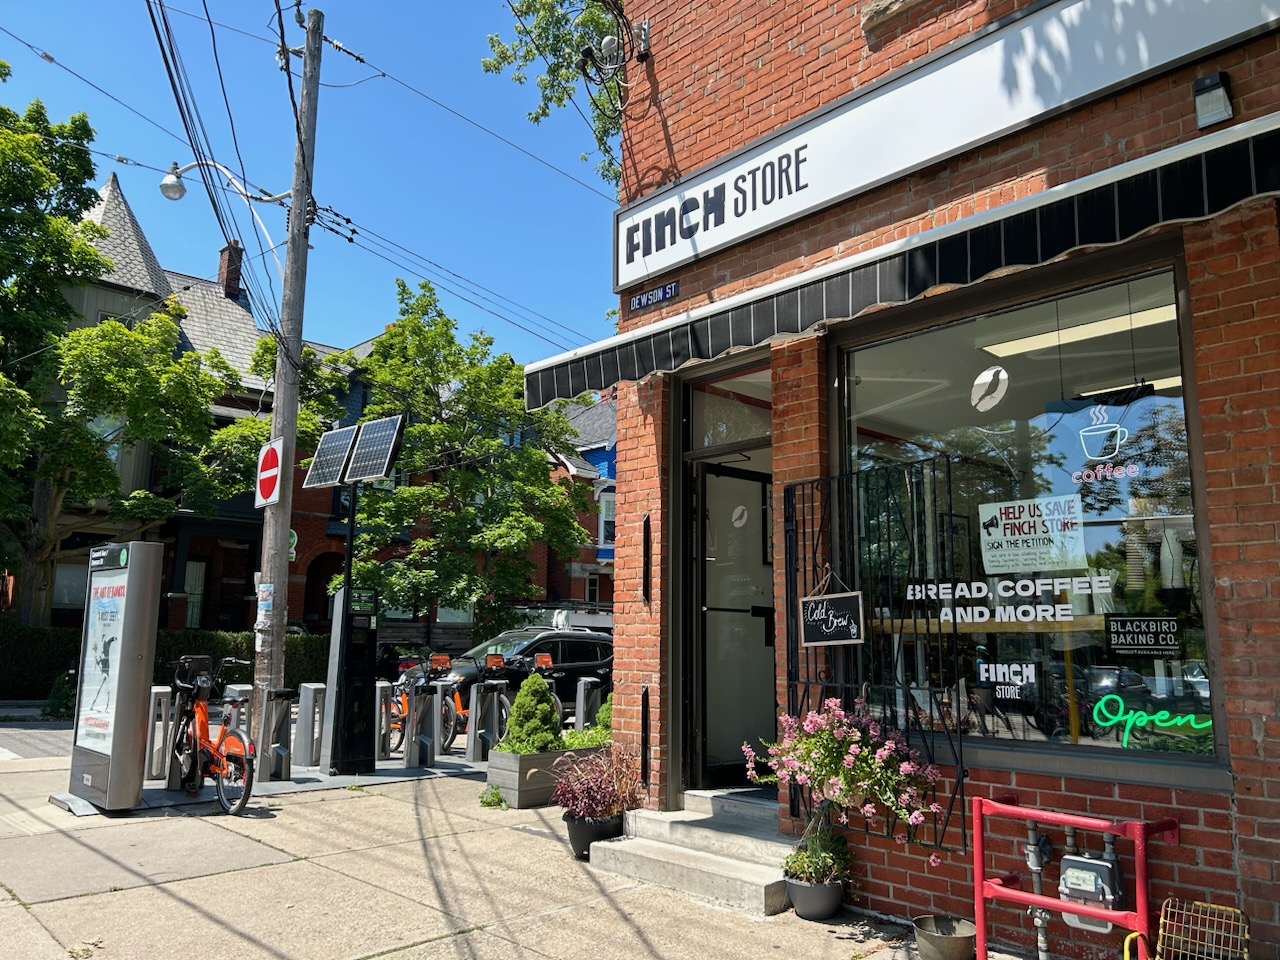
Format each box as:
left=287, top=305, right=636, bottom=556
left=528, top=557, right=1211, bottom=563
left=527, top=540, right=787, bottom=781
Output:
left=0, top=727, right=1001, bottom=960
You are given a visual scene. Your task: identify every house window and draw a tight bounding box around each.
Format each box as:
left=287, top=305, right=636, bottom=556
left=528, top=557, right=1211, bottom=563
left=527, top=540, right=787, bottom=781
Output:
left=586, top=575, right=601, bottom=605
left=436, top=602, right=473, bottom=625
left=845, top=269, right=1211, bottom=759
left=52, top=562, right=89, bottom=609
left=599, top=490, right=616, bottom=547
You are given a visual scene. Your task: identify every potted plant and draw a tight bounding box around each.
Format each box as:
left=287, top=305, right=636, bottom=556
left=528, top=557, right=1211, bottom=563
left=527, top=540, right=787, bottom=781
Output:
left=485, top=673, right=568, bottom=808
left=782, top=803, right=855, bottom=920
left=550, top=742, right=640, bottom=859
left=744, top=696, right=943, bottom=919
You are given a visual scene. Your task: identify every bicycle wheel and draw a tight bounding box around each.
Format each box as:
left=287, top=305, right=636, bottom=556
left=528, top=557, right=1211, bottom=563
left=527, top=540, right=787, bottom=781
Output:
left=214, top=730, right=254, bottom=815
left=496, top=694, right=513, bottom=742
left=388, top=698, right=407, bottom=753
left=439, top=695, right=459, bottom=752
left=549, top=691, right=565, bottom=727
left=171, top=715, right=200, bottom=793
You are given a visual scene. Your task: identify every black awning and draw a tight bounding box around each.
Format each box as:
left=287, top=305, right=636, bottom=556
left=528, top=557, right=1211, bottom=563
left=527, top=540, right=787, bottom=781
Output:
left=525, top=120, right=1280, bottom=409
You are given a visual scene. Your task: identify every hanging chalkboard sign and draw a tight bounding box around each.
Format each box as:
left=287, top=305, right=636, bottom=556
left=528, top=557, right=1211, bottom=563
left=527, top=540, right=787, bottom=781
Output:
left=799, top=590, right=865, bottom=647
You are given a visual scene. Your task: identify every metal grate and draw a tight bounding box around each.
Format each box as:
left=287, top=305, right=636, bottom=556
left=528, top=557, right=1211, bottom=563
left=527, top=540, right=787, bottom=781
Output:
left=1154, top=898, right=1250, bottom=960
left=783, top=460, right=967, bottom=848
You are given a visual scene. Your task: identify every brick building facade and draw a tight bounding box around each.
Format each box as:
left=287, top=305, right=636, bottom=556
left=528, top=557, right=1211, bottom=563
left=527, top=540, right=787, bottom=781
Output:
left=527, top=1, right=1280, bottom=955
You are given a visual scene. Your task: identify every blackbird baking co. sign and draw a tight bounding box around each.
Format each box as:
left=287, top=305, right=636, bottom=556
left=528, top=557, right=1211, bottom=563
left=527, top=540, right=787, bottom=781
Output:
left=799, top=591, right=864, bottom=647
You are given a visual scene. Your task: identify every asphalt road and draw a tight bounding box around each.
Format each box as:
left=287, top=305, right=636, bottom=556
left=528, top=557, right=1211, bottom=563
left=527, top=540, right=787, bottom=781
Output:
left=0, top=723, right=73, bottom=761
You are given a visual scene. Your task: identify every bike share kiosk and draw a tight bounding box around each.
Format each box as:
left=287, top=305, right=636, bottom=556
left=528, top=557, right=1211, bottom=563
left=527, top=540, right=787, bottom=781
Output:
left=319, top=587, right=379, bottom=775
left=55, top=542, right=163, bottom=813
left=303, top=414, right=406, bottom=777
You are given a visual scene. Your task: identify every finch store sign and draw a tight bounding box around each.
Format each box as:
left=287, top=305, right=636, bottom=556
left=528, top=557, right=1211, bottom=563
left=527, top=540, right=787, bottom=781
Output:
left=612, top=0, right=1274, bottom=291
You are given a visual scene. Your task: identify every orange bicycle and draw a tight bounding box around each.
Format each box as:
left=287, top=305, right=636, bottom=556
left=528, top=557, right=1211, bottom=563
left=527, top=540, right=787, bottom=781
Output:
left=170, top=655, right=256, bottom=815
left=385, top=654, right=459, bottom=753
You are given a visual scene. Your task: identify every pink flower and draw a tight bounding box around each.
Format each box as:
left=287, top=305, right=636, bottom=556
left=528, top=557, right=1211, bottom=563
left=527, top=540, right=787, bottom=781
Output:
left=929, top=852, right=942, bottom=868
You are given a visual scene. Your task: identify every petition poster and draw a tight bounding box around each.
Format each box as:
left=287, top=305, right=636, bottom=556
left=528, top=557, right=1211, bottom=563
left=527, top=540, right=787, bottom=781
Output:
left=75, top=567, right=129, bottom=753
left=977, top=494, right=1086, bottom=574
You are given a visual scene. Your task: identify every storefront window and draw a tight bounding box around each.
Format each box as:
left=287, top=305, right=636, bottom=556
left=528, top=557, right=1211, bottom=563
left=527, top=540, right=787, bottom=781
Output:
left=845, top=271, right=1211, bottom=757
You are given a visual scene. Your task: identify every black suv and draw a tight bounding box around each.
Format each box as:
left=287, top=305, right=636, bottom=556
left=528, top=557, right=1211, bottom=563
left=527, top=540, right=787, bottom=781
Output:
left=443, top=628, right=613, bottom=715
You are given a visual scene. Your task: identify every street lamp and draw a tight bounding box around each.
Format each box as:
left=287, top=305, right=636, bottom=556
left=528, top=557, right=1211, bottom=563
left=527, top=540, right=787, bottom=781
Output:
left=159, top=161, right=288, bottom=279
left=158, top=8, right=324, bottom=771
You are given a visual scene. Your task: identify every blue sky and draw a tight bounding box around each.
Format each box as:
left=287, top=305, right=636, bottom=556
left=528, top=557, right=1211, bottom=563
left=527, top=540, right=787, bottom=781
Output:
left=2, top=1, right=617, bottom=365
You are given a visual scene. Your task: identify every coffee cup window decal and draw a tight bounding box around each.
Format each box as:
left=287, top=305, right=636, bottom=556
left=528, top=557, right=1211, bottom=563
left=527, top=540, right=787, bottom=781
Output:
left=1079, top=405, right=1128, bottom=460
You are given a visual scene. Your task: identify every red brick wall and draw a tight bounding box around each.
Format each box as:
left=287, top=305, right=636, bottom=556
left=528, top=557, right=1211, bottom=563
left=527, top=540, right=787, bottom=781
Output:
left=617, top=3, right=1280, bottom=328
left=612, top=3, right=1280, bottom=955
left=1184, top=198, right=1280, bottom=950
left=613, top=376, right=671, bottom=803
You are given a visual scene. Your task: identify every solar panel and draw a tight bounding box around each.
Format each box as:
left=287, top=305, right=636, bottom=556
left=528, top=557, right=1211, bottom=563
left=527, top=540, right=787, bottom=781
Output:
left=302, top=425, right=358, bottom=488
left=343, top=414, right=404, bottom=484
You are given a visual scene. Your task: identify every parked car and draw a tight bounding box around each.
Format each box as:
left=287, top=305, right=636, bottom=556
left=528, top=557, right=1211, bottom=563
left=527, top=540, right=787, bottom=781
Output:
left=1144, top=660, right=1210, bottom=711
left=1085, top=665, right=1153, bottom=711
left=442, top=628, right=613, bottom=719
left=376, top=641, right=433, bottom=682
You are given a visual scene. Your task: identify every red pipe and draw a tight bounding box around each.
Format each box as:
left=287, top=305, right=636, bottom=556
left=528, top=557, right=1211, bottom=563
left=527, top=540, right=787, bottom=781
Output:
left=971, top=797, right=1179, bottom=960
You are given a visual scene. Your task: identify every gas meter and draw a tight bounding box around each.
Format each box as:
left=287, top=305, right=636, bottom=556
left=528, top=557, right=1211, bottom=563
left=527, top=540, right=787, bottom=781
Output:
left=1057, top=852, right=1123, bottom=933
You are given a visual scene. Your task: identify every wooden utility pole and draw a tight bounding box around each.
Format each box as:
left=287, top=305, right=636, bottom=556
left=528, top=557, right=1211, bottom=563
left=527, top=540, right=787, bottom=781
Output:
left=253, top=7, right=323, bottom=756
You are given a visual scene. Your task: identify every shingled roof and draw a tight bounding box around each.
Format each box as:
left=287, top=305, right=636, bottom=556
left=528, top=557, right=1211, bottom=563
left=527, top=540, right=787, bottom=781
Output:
left=167, top=270, right=268, bottom=393
left=83, top=174, right=268, bottom=394
left=564, top=396, right=616, bottom=451
left=84, top=173, right=173, bottom=300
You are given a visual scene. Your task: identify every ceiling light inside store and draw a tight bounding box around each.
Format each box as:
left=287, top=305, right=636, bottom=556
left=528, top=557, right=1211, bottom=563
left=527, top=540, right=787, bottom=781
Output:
left=980, top=304, right=1177, bottom=357
left=1078, top=375, right=1182, bottom=399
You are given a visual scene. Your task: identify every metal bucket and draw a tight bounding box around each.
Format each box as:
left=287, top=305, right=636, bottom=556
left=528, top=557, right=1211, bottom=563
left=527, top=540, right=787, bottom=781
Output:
left=912, top=915, right=977, bottom=960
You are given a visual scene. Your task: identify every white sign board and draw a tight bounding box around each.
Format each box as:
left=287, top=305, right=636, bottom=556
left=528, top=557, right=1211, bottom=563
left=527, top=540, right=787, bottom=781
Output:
left=978, top=495, right=1086, bottom=574
left=75, top=567, right=129, bottom=753
left=613, top=0, right=1278, bottom=290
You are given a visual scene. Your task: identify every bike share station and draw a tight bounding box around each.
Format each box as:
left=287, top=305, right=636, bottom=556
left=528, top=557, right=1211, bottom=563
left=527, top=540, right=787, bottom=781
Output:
left=51, top=542, right=163, bottom=816
left=304, top=415, right=498, bottom=778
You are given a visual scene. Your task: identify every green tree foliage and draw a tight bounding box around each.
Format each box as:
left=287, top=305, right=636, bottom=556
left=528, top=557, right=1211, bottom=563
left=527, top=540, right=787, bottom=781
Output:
left=7, top=303, right=243, bottom=624
left=482, top=0, right=622, bottom=186
left=0, top=70, right=345, bottom=625
left=345, top=280, right=592, bottom=638
left=1, top=62, right=108, bottom=522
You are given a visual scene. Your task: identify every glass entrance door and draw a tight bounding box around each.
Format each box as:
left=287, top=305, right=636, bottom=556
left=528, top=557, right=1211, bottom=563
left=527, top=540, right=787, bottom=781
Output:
left=695, top=464, right=777, bottom=787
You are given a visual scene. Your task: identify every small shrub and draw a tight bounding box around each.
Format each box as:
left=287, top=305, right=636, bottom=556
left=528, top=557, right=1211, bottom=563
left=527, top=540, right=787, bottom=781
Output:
left=495, top=673, right=565, bottom=755
left=562, top=693, right=614, bottom=749
left=783, top=811, right=856, bottom=888
left=42, top=673, right=76, bottom=720
left=479, top=783, right=509, bottom=810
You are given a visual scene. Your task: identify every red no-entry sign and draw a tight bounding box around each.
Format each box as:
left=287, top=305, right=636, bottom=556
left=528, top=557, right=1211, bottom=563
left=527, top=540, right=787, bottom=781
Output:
left=255, top=438, right=284, bottom=508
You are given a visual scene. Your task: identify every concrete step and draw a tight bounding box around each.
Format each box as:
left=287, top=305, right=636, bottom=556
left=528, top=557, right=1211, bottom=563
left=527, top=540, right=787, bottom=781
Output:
left=625, top=808, right=794, bottom=867
left=589, top=835, right=790, bottom=915
left=682, top=788, right=781, bottom=829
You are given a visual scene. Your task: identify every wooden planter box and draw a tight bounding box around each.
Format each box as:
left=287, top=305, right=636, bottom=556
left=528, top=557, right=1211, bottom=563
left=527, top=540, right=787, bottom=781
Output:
left=486, top=746, right=601, bottom=809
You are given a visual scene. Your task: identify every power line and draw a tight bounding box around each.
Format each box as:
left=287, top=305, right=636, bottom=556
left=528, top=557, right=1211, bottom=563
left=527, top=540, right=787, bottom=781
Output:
left=320, top=36, right=614, bottom=203
left=316, top=206, right=592, bottom=347
left=316, top=219, right=578, bottom=353
left=147, top=0, right=287, bottom=340
left=350, top=242, right=579, bottom=353
left=0, top=24, right=189, bottom=146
